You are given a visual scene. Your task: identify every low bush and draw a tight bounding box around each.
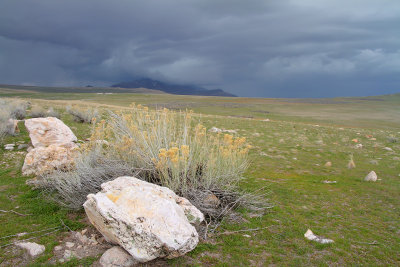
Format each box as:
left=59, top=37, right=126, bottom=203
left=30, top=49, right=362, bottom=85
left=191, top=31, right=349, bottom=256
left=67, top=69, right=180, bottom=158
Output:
left=66, top=105, right=99, bottom=123
left=38, top=146, right=136, bottom=209
left=30, top=106, right=48, bottom=118
left=0, top=99, right=28, bottom=142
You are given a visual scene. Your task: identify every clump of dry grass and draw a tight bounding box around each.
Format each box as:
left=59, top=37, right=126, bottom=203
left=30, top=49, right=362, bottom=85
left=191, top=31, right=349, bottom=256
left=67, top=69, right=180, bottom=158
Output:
left=66, top=105, right=99, bottom=123
left=30, top=106, right=48, bottom=118
left=0, top=99, right=28, bottom=142
left=37, top=146, right=136, bottom=209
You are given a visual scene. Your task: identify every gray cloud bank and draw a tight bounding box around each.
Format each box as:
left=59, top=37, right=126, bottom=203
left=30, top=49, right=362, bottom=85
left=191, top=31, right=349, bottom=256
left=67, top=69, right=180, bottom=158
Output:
left=0, top=0, right=399, bottom=97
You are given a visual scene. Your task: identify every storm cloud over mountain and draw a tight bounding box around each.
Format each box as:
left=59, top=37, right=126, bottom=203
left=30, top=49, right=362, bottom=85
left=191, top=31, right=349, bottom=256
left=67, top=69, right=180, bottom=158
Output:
left=0, top=0, right=399, bottom=97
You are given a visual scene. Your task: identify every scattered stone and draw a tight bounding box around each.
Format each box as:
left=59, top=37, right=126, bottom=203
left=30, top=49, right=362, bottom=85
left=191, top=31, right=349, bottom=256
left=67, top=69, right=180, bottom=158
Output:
left=383, top=147, right=393, bottom=152
left=65, top=242, right=75, bottom=248
left=324, top=161, right=332, bottom=167
left=4, top=144, right=14, bottom=150
left=323, top=180, right=337, bottom=184
left=16, top=242, right=45, bottom=257
left=262, top=119, right=270, bottom=122
left=74, top=231, right=90, bottom=244
left=81, top=229, right=88, bottom=235
left=84, top=176, right=202, bottom=263
left=364, top=171, right=378, bottom=182
left=17, top=144, right=29, bottom=150
left=304, top=229, right=334, bottom=244
left=209, top=127, right=222, bottom=133
left=24, top=117, right=77, bottom=147
left=242, top=234, right=251, bottom=238
left=63, top=249, right=79, bottom=260
left=54, top=245, right=63, bottom=251
left=355, top=144, right=363, bottom=149
left=99, top=246, right=137, bottom=267
left=369, top=160, right=379, bottom=165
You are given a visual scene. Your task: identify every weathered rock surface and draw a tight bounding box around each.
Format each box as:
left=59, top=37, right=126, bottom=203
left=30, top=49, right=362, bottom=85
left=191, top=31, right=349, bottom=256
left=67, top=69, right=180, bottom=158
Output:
left=22, top=117, right=78, bottom=176
left=25, top=117, right=77, bottom=148
left=84, top=176, right=203, bottom=263
left=100, top=246, right=137, bottom=267
left=22, top=143, right=78, bottom=176
left=16, top=242, right=45, bottom=257
left=364, top=171, right=378, bottom=182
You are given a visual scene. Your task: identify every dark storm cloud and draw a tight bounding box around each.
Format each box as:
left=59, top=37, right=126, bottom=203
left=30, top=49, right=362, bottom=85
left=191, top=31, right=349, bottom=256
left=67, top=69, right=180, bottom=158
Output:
left=1, top=0, right=399, bottom=97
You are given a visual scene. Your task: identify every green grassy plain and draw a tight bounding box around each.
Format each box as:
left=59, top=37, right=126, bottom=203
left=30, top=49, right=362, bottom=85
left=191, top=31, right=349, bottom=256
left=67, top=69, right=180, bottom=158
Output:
left=0, top=89, right=399, bottom=266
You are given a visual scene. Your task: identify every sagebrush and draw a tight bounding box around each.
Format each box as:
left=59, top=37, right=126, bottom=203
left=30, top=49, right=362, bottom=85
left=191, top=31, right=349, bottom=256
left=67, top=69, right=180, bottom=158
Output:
left=66, top=105, right=99, bottom=123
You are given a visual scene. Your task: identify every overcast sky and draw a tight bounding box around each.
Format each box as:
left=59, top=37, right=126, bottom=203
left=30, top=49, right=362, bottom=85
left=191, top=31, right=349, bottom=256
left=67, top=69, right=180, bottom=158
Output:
left=1, top=0, right=399, bottom=97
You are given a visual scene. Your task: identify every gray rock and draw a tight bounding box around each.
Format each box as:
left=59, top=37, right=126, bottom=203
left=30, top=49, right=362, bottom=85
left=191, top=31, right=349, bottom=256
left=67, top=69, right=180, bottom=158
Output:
left=100, top=246, right=137, bottom=267
left=65, top=242, right=75, bottom=248
left=17, top=144, right=29, bottom=150
left=364, top=171, right=378, bottom=182
left=16, top=242, right=45, bottom=257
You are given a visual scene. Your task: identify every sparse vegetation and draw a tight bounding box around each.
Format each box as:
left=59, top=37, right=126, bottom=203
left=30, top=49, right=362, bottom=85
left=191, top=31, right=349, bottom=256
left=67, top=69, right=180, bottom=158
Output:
left=29, top=106, right=47, bottom=118
left=0, top=99, right=28, bottom=142
left=66, top=105, right=99, bottom=123
left=1, top=93, right=399, bottom=266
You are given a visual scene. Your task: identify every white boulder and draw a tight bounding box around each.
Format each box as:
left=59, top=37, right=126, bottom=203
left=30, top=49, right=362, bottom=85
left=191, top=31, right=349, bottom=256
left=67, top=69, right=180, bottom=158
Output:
left=16, top=242, right=45, bottom=257
left=25, top=117, right=77, bottom=148
left=100, top=246, right=137, bottom=267
left=83, top=176, right=203, bottom=263
left=22, top=143, right=78, bottom=176
left=364, top=171, right=378, bottom=182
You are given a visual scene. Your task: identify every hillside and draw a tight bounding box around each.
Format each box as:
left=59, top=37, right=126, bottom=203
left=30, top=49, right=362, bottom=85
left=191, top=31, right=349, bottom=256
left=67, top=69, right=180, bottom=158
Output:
left=112, top=78, right=237, bottom=97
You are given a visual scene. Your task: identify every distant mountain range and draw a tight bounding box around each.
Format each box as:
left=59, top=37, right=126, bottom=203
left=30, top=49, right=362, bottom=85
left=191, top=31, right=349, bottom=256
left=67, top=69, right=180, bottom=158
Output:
left=112, top=78, right=237, bottom=97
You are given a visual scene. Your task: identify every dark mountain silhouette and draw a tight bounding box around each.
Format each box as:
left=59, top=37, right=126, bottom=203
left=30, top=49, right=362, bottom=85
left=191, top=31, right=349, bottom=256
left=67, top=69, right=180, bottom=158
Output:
left=112, top=78, right=236, bottom=97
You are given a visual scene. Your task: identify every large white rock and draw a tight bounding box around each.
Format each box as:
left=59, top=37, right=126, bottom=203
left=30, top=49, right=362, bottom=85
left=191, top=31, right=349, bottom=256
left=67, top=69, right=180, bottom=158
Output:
left=100, top=246, right=137, bottom=267
left=364, top=171, right=378, bottom=182
left=83, top=176, right=203, bottom=263
left=22, top=143, right=78, bottom=176
left=16, top=242, right=45, bottom=257
left=25, top=117, right=77, bottom=148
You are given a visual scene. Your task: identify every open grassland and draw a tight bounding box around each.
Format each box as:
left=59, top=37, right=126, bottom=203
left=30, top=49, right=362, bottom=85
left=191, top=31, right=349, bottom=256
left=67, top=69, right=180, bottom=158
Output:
left=0, top=91, right=399, bottom=265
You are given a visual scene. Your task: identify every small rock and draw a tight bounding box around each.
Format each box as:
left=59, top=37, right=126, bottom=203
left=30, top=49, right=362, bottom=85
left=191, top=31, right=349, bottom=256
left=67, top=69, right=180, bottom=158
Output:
left=17, top=144, right=29, bottom=150
left=54, top=245, right=62, bottom=251
left=100, top=246, right=137, bottom=267
left=74, top=231, right=90, bottom=244
left=4, top=145, right=14, bottom=151
left=81, top=229, right=87, bottom=235
left=65, top=242, right=75, bottom=248
left=323, top=180, right=337, bottom=184
left=364, top=171, right=378, bottom=182
left=355, top=144, right=363, bottom=149
left=369, top=160, right=378, bottom=165
left=324, top=161, right=332, bottom=167
left=304, top=229, right=333, bottom=244
left=209, top=127, right=222, bottom=133
left=370, top=137, right=376, bottom=140
left=63, top=250, right=79, bottom=260
left=16, top=242, right=45, bottom=257
left=242, top=234, right=251, bottom=238
left=383, top=147, right=393, bottom=152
